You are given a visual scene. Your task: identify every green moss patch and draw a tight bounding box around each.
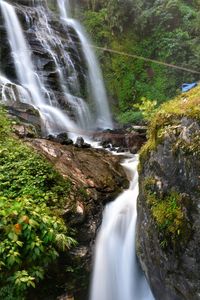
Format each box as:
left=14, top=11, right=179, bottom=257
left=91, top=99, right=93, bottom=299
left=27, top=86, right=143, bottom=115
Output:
left=143, top=177, right=191, bottom=249
left=139, top=85, right=200, bottom=169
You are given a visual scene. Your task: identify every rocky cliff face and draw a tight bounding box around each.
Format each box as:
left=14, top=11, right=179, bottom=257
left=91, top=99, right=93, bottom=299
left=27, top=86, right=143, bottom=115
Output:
left=137, top=86, right=200, bottom=300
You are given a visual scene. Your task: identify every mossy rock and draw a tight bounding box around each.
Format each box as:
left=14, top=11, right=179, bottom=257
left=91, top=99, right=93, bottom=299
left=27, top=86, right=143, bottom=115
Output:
left=139, top=85, right=200, bottom=169
left=137, top=86, right=200, bottom=300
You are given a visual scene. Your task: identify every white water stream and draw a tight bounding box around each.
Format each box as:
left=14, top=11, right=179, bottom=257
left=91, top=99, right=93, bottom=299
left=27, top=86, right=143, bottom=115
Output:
left=90, top=156, right=154, bottom=300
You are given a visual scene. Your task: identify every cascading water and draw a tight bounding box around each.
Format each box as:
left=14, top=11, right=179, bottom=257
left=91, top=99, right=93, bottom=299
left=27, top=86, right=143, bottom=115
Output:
left=0, top=0, right=49, bottom=107
left=57, top=0, right=113, bottom=129
left=57, top=0, right=70, bottom=18
left=90, top=156, right=154, bottom=300
left=0, top=0, right=79, bottom=137
left=28, top=3, right=92, bottom=130
left=0, top=0, right=112, bottom=136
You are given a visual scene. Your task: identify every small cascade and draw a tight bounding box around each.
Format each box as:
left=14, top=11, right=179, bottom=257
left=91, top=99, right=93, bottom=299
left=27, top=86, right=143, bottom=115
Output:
left=90, top=156, right=154, bottom=300
left=57, top=0, right=113, bottom=129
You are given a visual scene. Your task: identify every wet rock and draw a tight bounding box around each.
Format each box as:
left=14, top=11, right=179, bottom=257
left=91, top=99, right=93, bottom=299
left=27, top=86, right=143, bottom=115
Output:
left=75, top=136, right=84, bottom=147
left=5, top=102, right=42, bottom=137
left=47, top=133, right=73, bottom=145
left=110, top=147, right=117, bottom=152
left=116, top=147, right=128, bottom=153
left=47, top=134, right=56, bottom=141
left=75, top=136, right=91, bottom=148
left=13, top=123, right=38, bottom=138
left=93, top=128, right=146, bottom=153
left=100, top=140, right=112, bottom=148
left=57, top=133, right=73, bottom=145
left=130, top=145, right=138, bottom=154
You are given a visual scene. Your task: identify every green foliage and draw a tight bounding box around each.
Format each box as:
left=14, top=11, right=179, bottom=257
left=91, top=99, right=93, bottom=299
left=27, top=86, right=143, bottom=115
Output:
left=0, top=108, right=11, bottom=139
left=0, top=196, right=75, bottom=299
left=134, top=97, right=157, bottom=121
left=83, top=9, right=110, bottom=45
left=0, top=141, right=71, bottom=207
left=0, top=108, right=76, bottom=299
left=80, top=0, right=200, bottom=125
left=116, top=111, right=143, bottom=125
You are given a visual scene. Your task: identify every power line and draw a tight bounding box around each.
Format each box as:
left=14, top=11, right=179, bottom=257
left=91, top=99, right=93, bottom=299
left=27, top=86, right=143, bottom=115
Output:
left=85, top=43, right=200, bottom=75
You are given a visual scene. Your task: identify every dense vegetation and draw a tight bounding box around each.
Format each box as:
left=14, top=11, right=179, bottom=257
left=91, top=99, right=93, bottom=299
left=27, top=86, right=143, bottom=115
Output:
left=0, top=109, right=75, bottom=300
left=76, top=0, right=200, bottom=124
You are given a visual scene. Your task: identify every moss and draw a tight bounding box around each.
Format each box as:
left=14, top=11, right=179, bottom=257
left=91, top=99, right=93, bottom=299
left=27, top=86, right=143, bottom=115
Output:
left=152, top=192, right=184, bottom=234
left=76, top=187, right=89, bottom=201
left=139, top=85, right=200, bottom=168
left=143, top=177, right=191, bottom=249
left=174, top=132, right=200, bottom=156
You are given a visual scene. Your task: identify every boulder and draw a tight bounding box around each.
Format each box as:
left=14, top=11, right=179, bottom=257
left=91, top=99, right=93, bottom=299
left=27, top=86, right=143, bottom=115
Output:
left=137, top=87, right=200, bottom=300
left=75, top=136, right=91, bottom=148
left=6, top=102, right=42, bottom=138
left=94, top=128, right=146, bottom=153
left=13, top=123, right=39, bottom=138
left=47, top=133, right=73, bottom=145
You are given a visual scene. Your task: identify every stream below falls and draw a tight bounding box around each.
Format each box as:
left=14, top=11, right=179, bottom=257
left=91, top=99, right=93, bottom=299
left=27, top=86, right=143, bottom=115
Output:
left=90, top=155, right=154, bottom=300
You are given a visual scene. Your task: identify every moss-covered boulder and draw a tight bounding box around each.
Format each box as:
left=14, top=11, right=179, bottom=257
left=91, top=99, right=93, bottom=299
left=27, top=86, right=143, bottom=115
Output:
left=137, top=86, right=200, bottom=300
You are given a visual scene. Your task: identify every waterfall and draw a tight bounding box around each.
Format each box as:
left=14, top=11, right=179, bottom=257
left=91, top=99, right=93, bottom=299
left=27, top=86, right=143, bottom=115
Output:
left=57, top=0, right=113, bottom=129
left=0, top=0, right=112, bottom=136
left=0, top=0, right=79, bottom=137
left=90, top=156, right=154, bottom=300
left=57, top=0, right=71, bottom=18
left=0, top=0, right=48, bottom=107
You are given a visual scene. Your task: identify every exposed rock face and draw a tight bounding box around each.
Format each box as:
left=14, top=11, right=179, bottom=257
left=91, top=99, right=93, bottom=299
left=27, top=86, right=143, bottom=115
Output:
left=7, top=101, right=42, bottom=136
left=93, top=128, right=146, bottom=153
left=137, top=90, right=200, bottom=300
left=26, top=138, right=128, bottom=299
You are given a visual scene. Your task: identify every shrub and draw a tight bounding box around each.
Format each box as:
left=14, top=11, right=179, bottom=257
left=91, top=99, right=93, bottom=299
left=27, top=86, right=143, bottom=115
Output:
left=0, top=108, right=76, bottom=298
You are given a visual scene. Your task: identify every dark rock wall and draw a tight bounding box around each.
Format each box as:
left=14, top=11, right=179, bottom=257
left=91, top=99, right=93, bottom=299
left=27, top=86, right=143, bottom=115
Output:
left=137, top=117, right=200, bottom=300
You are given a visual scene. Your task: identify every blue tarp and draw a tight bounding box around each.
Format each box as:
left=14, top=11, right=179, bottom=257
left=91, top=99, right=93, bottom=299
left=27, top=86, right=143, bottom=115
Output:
left=181, top=82, right=198, bottom=92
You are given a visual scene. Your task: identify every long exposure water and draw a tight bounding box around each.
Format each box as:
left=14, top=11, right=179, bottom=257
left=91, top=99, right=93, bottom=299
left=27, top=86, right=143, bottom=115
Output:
left=90, top=156, right=154, bottom=300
